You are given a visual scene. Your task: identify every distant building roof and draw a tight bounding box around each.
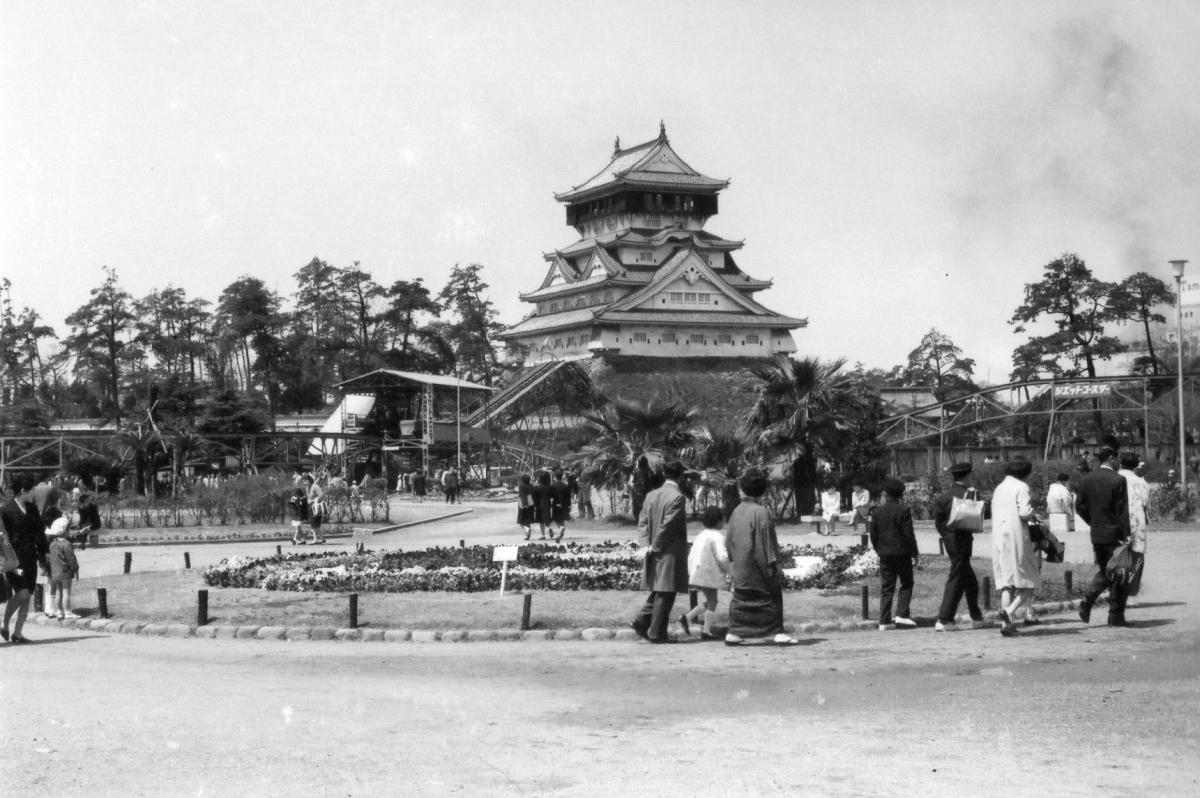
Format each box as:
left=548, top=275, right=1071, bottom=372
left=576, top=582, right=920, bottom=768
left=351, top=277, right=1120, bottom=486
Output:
left=555, top=125, right=730, bottom=204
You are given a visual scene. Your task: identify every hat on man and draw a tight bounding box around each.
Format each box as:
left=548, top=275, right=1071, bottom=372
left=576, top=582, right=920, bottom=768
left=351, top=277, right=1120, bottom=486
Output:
left=949, top=462, right=973, bottom=479
left=47, top=517, right=69, bottom=537
left=882, top=477, right=906, bottom=498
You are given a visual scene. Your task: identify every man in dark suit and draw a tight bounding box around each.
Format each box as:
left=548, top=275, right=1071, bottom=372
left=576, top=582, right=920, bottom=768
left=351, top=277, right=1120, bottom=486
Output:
left=933, top=462, right=985, bottom=631
left=630, top=460, right=689, bottom=644
left=1075, top=446, right=1132, bottom=627
left=3, top=475, right=49, bottom=643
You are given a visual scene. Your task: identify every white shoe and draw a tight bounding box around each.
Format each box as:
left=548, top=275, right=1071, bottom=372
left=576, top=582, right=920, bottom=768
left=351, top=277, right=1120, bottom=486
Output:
left=935, top=620, right=956, bottom=632
left=878, top=623, right=896, bottom=631
left=772, top=633, right=799, bottom=645
left=62, top=611, right=80, bottom=620
left=894, top=617, right=917, bottom=627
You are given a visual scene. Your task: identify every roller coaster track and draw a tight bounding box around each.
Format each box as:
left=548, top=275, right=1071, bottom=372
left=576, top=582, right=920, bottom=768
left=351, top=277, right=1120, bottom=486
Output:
left=879, top=373, right=1200, bottom=447
left=464, top=360, right=570, bottom=427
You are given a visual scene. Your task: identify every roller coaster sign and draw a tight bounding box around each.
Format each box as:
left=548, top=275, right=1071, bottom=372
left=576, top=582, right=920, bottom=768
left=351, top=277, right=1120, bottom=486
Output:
left=1055, top=383, right=1113, bottom=399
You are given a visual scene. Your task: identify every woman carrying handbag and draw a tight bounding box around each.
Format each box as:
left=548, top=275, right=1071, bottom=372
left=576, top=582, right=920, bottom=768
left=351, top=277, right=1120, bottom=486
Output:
left=990, top=458, right=1041, bottom=637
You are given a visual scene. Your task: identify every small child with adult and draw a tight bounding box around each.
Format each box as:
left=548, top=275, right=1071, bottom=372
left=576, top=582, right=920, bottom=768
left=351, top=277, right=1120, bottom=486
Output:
left=43, top=517, right=80, bottom=619
left=869, top=477, right=919, bottom=630
left=680, top=506, right=731, bottom=640
left=288, top=486, right=309, bottom=545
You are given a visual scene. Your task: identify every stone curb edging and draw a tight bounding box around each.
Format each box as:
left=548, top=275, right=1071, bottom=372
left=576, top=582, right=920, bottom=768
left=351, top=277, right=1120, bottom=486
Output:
left=29, top=599, right=1094, bottom=643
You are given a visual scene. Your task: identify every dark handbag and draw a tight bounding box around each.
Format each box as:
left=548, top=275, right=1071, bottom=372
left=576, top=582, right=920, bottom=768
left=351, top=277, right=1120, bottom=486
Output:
left=1027, top=516, right=1047, bottom=545
left=1106, top=542, right=1135, bottom=584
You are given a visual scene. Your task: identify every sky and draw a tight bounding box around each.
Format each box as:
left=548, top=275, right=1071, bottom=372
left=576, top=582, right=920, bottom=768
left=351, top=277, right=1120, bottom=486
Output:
left=3, top=0, right=1199, bottom=385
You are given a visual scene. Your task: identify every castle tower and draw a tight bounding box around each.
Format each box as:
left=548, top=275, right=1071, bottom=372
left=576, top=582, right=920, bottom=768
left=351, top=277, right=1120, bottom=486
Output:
left=497, top=125, right=805, bottom=363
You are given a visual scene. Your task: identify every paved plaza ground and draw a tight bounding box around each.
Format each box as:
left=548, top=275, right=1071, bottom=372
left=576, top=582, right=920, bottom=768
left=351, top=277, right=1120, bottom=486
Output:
left=4, top=497, right=1199, bottom=796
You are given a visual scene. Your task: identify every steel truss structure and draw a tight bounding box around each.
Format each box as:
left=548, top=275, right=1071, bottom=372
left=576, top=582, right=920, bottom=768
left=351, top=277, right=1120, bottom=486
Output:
left=879, top=373, right=1200, bottom=462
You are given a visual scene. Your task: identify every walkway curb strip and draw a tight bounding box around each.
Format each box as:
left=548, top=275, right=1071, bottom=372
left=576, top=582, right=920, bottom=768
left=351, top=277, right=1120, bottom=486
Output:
left=30, top=599, right=1095, bottom=643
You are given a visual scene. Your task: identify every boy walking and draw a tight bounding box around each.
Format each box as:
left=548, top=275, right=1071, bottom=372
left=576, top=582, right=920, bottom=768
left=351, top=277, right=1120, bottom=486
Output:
left=869, top=477, right=919, bottom=630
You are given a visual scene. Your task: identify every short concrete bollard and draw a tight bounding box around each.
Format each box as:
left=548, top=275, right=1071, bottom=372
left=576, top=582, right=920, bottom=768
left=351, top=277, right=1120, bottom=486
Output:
left=521, top=593, right=533, bottom=631
left=197, top=589, right=208, bottom=627
left=1065, top=570, right=1073, bottom=592
left=123, top=551, right=132, bottom=574
left=349, top=593, right=358, bottom=629
left=276, top=545, right=282, bottom=556
left=859, top=533, right=868, bottom=549
left=97, top=588, right=108, bottom=619
left=861, top=584, right=870, bottom=619
left=184, top=552, right=191, bottom=569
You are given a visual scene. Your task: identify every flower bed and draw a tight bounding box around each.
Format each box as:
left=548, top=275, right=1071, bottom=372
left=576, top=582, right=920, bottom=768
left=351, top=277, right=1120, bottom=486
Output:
left=202, top=541, right=872, bottom=593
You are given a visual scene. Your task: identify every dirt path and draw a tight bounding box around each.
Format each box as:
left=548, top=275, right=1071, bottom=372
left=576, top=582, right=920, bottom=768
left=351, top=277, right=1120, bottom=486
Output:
left=4, top=524, right=1198, bottom=796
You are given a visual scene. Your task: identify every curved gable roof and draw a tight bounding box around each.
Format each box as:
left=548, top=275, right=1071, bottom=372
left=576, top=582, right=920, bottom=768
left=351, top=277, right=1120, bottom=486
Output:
left=555, top=128, right=729, bottom=203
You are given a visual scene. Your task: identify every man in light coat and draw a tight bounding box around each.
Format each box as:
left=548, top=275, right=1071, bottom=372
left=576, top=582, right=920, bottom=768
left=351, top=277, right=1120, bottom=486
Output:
left=630, top=460, right=689, bottom=644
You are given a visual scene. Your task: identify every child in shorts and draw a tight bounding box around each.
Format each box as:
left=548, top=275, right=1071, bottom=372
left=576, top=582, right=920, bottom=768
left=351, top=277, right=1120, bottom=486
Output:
left=45, top=517, right=80, bottom=619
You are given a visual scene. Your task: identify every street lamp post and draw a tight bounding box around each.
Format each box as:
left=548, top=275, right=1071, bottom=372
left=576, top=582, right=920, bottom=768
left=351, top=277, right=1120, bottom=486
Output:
left=1171, top=259, right=1189, bottom=505
left=454, top=361, right=463, bottom=473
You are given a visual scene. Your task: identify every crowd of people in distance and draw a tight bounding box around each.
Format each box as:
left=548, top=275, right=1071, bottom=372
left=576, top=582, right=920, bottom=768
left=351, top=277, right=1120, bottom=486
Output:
left=393, top=466, right=472, bottom=505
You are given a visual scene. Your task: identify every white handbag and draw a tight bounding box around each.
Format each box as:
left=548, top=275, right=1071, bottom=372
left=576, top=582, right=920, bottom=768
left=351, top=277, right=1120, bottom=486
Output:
left=947, top=488, right=984, bottom=533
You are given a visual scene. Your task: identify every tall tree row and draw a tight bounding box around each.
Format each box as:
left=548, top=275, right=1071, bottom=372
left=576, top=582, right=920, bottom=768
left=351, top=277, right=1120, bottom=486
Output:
left=6, top=257, right=503, bottom=424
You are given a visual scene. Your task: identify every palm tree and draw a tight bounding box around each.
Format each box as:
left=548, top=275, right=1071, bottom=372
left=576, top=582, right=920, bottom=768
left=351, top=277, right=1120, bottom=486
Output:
left=572, top=392, right=704, bottom=517
left=742, top=356, right=878, bottom=516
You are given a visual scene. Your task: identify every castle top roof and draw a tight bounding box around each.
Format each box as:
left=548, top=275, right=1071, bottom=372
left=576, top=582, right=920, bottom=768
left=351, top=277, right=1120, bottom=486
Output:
left=554, top=124, right=730, bottom=204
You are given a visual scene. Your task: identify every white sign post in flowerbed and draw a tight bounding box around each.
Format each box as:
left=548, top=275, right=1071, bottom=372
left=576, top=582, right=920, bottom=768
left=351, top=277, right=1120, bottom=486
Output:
left=493, top=545, right=519, bottom=594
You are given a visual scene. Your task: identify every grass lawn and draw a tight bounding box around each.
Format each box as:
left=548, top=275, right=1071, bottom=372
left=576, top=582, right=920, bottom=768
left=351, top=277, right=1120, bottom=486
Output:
left=63, top=554, right=1094, bottom=631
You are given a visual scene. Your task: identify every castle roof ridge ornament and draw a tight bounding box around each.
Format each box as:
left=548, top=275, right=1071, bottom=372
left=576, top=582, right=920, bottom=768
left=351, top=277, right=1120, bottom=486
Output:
left=659, top=120, right=667, bottom=142
left=613, top=135, right=620, bottom=155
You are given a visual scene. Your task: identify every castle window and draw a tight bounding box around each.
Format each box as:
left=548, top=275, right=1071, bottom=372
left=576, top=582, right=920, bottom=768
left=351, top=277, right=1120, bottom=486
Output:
left=746, top=334, right=760, bottom=345
left=717, top=333, right=732, bottom=344
left=689, top=333, right=706, bottom=344
left=567, top=337, right=576, bottom=347
left=550, top=303, right=559, bottom=313
left=632, top=332, right=648, bottom=343
left=575, top=297, right=585, bottom=308
left=697, top=292, right=710, bottom=303
left=554, top=338, right=562, bottom=348
left=670, top=292, right=683, bottom=303
left=638, top=251, right=655, bottom=263
left=603, top=291, right=613, bottom=302
left=684, top=292, right=696, bottom=303
left=662, top=332, right=676, bottom=343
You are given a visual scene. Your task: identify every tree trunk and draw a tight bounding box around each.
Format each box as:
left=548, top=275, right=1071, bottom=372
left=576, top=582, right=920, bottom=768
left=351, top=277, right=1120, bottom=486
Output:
left=1142, top=313, right=1159, bottom=376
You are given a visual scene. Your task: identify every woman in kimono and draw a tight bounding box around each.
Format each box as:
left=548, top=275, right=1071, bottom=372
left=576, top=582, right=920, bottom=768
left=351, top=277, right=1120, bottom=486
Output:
left=724, top=470, right=797, bottom=646
left=1118, top=453, right=1150, bottom=600
left=991, top=458, right=1041, bottom=637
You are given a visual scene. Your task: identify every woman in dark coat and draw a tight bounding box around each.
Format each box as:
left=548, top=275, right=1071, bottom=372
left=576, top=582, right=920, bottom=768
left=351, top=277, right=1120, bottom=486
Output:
left=723, top=470, right=797, bottom=646
left=2, top=475, right=48, bottom=643
left=516, top=475, right=536, bottom=540
left=531, top=471, right=554, bottom=540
